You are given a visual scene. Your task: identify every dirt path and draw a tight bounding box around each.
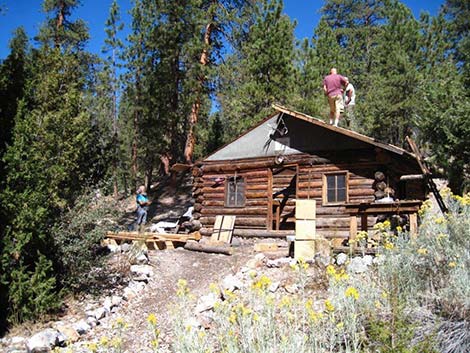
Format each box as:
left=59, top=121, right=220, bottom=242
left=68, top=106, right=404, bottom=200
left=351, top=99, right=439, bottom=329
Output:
left=87, top=243, right=254, bottom=353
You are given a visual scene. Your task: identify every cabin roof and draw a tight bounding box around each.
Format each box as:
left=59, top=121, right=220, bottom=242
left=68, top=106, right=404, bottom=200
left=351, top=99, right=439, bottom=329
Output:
left=202, top=104, right=419, bottom=163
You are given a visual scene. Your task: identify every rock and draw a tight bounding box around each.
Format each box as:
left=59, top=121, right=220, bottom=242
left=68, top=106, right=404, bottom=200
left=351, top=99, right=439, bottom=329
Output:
left=11, top=337, right=26, bottom=345
left=363, top=255, right=374, bottom=266
left=315, top=254, right=331, bottom=267
left=254, top=253, right=266, bottom=262
left=56, top=325, right=80, bottom=343
left=86, top=307, right=106, bottom=321
left=103, top=296, right=113, bottom=312
left=135, top=253, right=149, bottom=265
left=284, top=283, right=299, bottom=294
left=111, top=295, right=123, bottom=307
left=195, top=292, right=219, bottom=313
left=130, top=264, right=154, bottom=277
left=347, top=257, right=369, bottom=274
left=73, top=320, right=91, bottom=335
left=268, top=281, right=280, bottom=293
left=336, top=253, right=348, bottom=266
left=120, top=243, right=131, bottom=252
left=221, top=274, right=243, bottom=292
left=26, top=329, right=63, bottom=353
left=86, top=316, right=98, bottom=328
left=266, top=257, right=292, bottom=268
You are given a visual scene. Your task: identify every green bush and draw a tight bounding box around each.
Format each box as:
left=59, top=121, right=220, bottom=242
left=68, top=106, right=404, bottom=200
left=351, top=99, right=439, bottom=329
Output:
left=53, top=189, right=122, bottom=293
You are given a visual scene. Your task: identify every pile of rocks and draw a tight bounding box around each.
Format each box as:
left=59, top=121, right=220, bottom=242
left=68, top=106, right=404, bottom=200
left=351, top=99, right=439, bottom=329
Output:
left=0, top=243, right=155, bottom=353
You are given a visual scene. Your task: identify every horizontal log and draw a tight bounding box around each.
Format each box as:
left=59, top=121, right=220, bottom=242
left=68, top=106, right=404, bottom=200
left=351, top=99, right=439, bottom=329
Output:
left=193, top=203, right=203, bottom=212
left=202, top=156, right=331, bottom=172
left=201, top=228, right=294, bottom=238
left=203, top=170, right=268, bottom=180
left=400, top=174, right=425, bottom=181
left=184, top=241, right=232, bottom=255
left=203, top=199, right=268, bottom=207
left=200, top=217, right=266, bottom=227
left=201, top=207, right=268, bottom=216
left=192, top=167, right=202, bottom=177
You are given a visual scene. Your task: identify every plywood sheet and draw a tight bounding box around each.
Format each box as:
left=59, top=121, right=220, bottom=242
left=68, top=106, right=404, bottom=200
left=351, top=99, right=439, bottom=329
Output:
left=295, top=220, right=316, bottom=240
left=210, top=215, right=236, bottom=243
left=295, top=199, right=316, bottom=220
left=294, top=239, right=315, bottom=260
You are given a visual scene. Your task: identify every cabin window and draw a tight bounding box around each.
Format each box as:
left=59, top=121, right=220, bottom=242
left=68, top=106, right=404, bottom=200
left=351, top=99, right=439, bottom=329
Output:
left=225, top=176, right=245, bottom=207
left=323, top=172, right=349, bottom=204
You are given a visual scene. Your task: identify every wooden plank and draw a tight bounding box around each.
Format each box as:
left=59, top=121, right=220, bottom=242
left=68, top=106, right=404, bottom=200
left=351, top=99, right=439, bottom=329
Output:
left=349, top=216, right=358, bottom=252
left=296, top=220, right=316, bottom=240
left=409, top=213, right=418, bottom=238
left=294, top=239, right=315, bottom=260
left=106, top=231, right=201, bottom=242
left=210, top=215, right=236, bottom=243
left=295, top=199, right=316, bottom=220
left=254, top=243, right=279, bottom=252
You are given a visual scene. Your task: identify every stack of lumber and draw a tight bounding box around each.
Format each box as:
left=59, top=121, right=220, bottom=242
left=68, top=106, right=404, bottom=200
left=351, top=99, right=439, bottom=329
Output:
left=105, top=231, right=201, bottom=250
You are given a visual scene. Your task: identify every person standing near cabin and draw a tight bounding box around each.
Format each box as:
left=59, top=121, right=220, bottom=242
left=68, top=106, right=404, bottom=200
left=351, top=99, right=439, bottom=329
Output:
left=323, top=68, right=347, bottom=127
left=135, top=185, right=150, bottom=231
left=343, top=77, right=356, bottom=128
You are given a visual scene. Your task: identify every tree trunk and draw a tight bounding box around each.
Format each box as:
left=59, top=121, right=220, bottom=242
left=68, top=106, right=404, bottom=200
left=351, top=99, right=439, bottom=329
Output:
left=55, top=1, right=65, bottom=47
left=184, top=21, right=215, bottom=164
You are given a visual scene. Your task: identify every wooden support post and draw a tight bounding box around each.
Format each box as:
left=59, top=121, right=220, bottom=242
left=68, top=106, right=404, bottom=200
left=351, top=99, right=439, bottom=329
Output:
left=409, top=213, right=418, bottom=239
left=349, top=215, right=357, bottom=252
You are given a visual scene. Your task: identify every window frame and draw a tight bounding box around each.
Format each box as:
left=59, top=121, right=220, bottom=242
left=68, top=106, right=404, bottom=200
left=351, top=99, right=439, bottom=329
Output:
left=322, top=171, right=349, bottom=205
left=224, top=175, right=246, bottom=208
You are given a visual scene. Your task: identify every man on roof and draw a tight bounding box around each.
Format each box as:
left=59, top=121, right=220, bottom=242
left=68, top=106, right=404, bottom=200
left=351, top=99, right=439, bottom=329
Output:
left=323, top=67, right=348, bottom=127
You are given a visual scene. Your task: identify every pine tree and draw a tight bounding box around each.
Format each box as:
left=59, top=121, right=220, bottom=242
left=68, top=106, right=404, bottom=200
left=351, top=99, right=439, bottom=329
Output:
left=0, top=27, right=29, bottom=178
left=218, top=0, right=296, bottom=139
left=0, top=0, right=97, bottom=324
left=361, top=1, right=420, bottom=145
left=416, top=9, right=470, bottom=193
left=101, top=0, right=124, bottom=197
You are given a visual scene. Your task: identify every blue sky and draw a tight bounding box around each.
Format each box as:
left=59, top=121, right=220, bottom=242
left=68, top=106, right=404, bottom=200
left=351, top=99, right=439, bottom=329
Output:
left=0, top=0, right=445, bottom=59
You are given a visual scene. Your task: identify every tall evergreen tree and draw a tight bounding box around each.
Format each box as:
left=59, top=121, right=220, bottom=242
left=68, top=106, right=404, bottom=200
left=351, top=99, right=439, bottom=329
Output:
left=0, top=27, right=29, bottom=176
left=101, top=0, right=124, bottom=197
left=417, top=10, right=470, bottom=193
left=218, top=0, right=296, bottom=139
left=0, top=0, right=97, bottom=324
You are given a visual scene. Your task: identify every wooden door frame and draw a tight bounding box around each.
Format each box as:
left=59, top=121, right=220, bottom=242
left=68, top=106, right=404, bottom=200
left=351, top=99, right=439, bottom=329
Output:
left=266, top=164, right=299, bottom=230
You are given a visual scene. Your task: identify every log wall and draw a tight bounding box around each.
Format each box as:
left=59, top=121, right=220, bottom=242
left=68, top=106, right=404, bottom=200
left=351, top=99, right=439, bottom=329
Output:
left=194, top=152, right=419, bottom=246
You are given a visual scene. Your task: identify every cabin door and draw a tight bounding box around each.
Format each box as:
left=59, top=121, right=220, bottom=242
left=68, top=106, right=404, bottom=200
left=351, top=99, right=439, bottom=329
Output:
left=267, top=164, right=298, bottom=230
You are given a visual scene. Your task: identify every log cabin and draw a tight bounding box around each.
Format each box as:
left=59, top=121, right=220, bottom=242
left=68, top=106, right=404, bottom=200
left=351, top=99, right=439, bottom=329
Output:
left=191, top=104, right=427, bottom=251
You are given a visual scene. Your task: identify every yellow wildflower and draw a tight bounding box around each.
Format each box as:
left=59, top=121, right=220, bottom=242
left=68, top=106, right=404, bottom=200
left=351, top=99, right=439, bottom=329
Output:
left=209, top=282, right=219, bottom=294
left=111, top=337, right=123, bottom=348
left=177, top=278, right=189, bottom=297
left=147, top=313, right=157, bottom=326
left=229, top=312, right=237, bottom=324
left=384, top=242, right=394, bottom=250
left=396, top=226, right=402, bottom=232
left=279, top=295, right=292, bottom=308
left=336, top=322, right=344, bottom=329
left=345, top=286, right=359, bottom=300
left=252, top=274, right=272, bottom=290
left=100, top=336, right=109, bottom=346
left=87, top=343, right=98, bottom=353
left=437, top=233, right=448, bottom=241
left=434, top=216, right=447, bottom=225
left=151, top=339, right=159, bottom=348
left=417, top=248, right=428, bottom=255
left=308, top=309, right=322, bottom=322
left=449, top=262, right=457, bottom=268
left=325, top=299, right=335, bottom=312
left=326, top=264, right=336, bottom=276
left=253, top=313, right=260, bottom=322
left=375, top=300, right=382, bottom=309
